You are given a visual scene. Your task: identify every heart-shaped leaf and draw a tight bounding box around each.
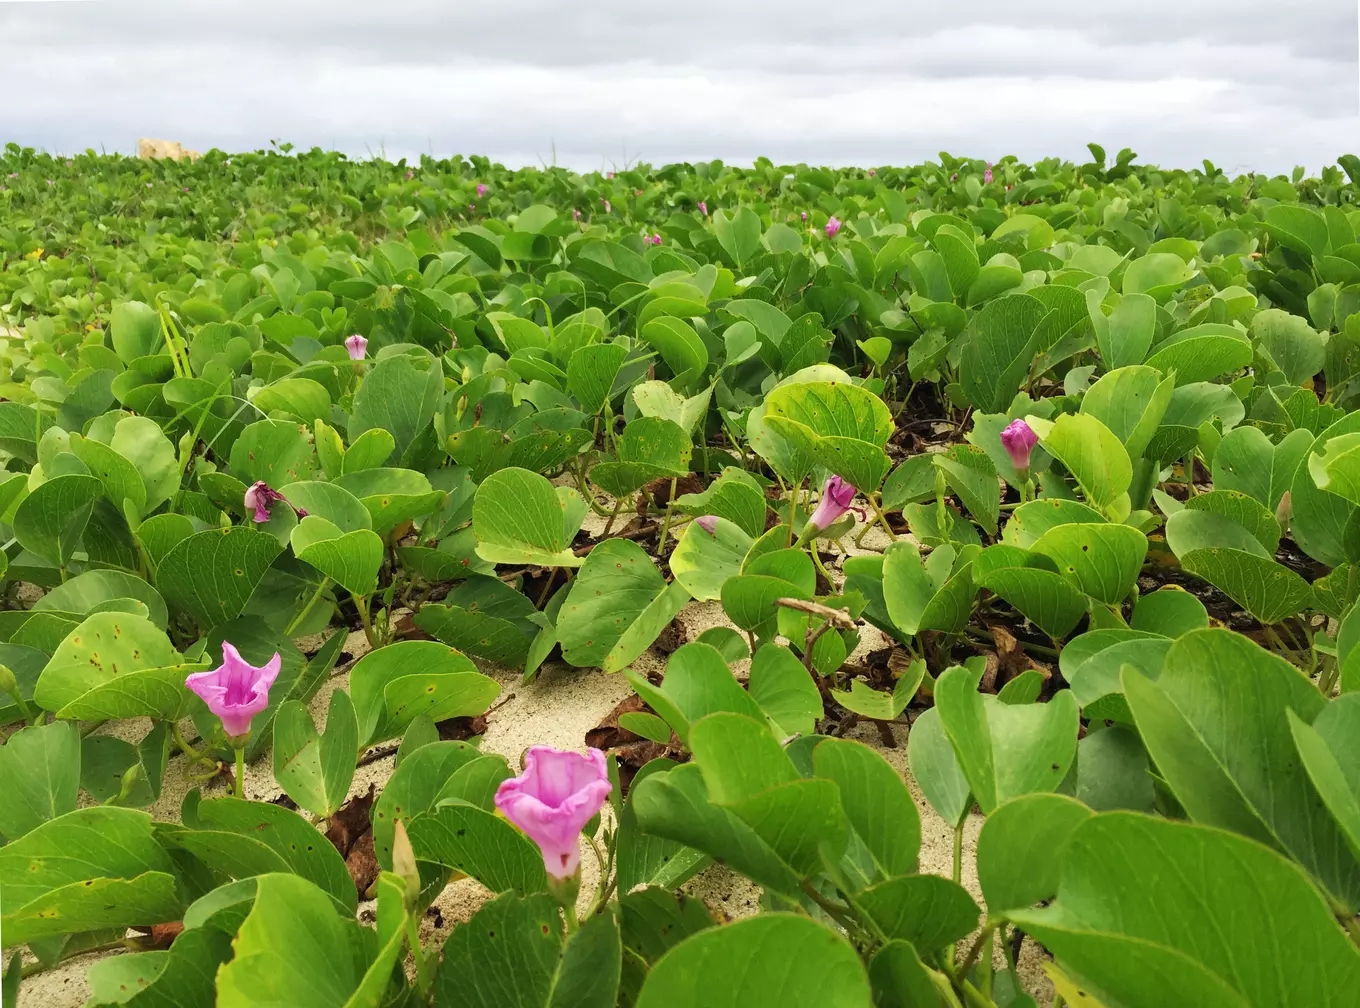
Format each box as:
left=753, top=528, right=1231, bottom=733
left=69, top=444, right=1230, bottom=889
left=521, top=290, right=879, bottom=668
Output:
left=473, top=467, right=585, bottom=567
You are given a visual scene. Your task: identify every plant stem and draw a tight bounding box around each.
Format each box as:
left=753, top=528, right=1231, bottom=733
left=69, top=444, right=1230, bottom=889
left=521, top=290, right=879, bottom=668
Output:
left=952, top=818, right=964, bottom=885
left=355, top=594, right=377, bottom=648
left=284, top=576, right=331, bottom=638
left=866, top=492, right=898, bottom=541
left=233, top=745, right=245, bottom=800
left=536, top=569, right=557, bottom=608
left=655, top=478, right=678, bottom=555
left=600, top=496, right=624, bottom=537
left=786, top=479, right=801, bottom=547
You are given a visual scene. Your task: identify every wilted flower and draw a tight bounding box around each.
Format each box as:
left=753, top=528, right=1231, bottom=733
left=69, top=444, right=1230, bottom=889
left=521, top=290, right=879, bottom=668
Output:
left=185, top=642, right=281, bottom=740
left=1000, top=419, right=1039, bottom=480
left=695, top=515, right=719, bottom=535
left=476, top=183, right=488, bottom=196
left=697, top=200, right=708, bottom=215
left=495, top=746, right=612, bottom=880
left=806, top=475, right=856, bottom=534
left=801, top=211, right=808, bottom=221
left=243, top=481, right=286, bottom=523
left=825, top=216, right=842, bottom=238
left=345, top=333, right=368, bottom=360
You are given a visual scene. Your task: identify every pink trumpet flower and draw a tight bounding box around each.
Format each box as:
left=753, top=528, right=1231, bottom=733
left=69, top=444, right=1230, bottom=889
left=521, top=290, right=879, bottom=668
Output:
left=185, top=642, right=281, bottom=740
left=1000, top=419, right=1039, bottom=480
left=806, top=475, right=857, bottom=534
left=495, top=746, right=612, bottom=880
left=476, top=183, right=488, bottom=196
left=825, top=216, right=842, bottom=238
left=697, top=200, right=708, bottom=215
left=345, top=333, right=368, bottom=360
left=243, top=481, right=286, bottom=523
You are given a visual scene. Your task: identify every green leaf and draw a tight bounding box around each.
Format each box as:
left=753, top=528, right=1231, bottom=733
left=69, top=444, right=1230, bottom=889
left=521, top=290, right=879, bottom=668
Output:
left=1001, top=498, right=1107, bottom=548
left=635, top=914, right=870, bottom=1008
left=406, top=802, right=547, bottom=894
left=829, top=660, right=926, bottom=722
left=350, top=353, right=443, bottom=463
left=272, top=688, right=359, bottom=819
left=290, top=516, right=383, bottom=596
left=1035, top=412, right=1131, bottom=514
left=617, top=760, right=711, bottom=893
left=1122, top=252, right=1194, bottom=300
left=215, top=873, right=369, bottom=1008
left=631, top=762, right=802, bottom=899
left=934, top=664, right=1079, bottom=814
left=558, top=539, right=690, bottom=671
left=590, top=416, right=692, bottom=498
left=978, top=565, right=1089, bottom=640
left=279, top=480, right=373, bottom=532
left=1212, top=426, right=1310, bottom=510
left=747, top=643, right=822, bottom=737
left=1031, top=521, right=1147, bottom=605
left=1009, top=813, right=1360, bottom=1008
left=371, top=739, right=483, bottom=870
left=1288, top=695, right=1360, bottom=862
left=813, top=737, right=921, bottom=878
left=86, top=927, right=232, bottom=1008
left=1123, top=628, right=1360, bottom=911
left=413, top=601, right=533, bottom=669
left=1092, top=292, right=1156, bottom=369
left=548, top=906, right=623, bottom=1008
left=110, top=301, right=164, bottom=362
left=669, top=515, right=753, bottom=601
left=432, top=892, right=560, bottom=1008
left=641, top=317, right=709, bottom=389
left=33, top=611, right=190, bottom=719
left=960, top=293, right=1049, bottom=412
left=332, top=467, right=445, bottom=538
left=0, top=806, right=180, bottom=944
left=34, top=569, right=169, bottom=631
left=13, top=473, right=102, bottom=567
left=905, top=708, right=972, bottom=826
left=763, top=380, right=894, bottom=491
left=1079, top=365, right=1173, bottom=460
left=1143, top=327, right=1253, bottom=386
left=155, top=527, right=283, bottom=630
left=193, top=795, right=357, bottom=909
left=712, top=207, right=764, bottom=267
left=857, top=875, right=980, bottom=954
left=976, top=793, right=1093, bottom=914
left=1254, top=307, right=1325, bottom=386
left=228, top=418, right=317, bottom=487
left=348, top=639, right=499, bottom=748
left=933, top=445, right=999, bottom=534
left=567, top=342, right=628, bottom=414
left=0, top=721, right=80, bottom=842
left=869, top=941, right=947, bottom=1008
left=1130, top=587, right=1208, bottom=637
left=1180, top=548, right=1314, bottom=624
left=1181, top=490, right=1282, bottom=553
left=619, top=887, right=715, bottom=966
left=473, top=467, right=585, bottom=568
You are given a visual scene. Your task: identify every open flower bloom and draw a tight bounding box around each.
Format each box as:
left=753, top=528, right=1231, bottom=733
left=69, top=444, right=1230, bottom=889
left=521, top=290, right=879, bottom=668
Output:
left=185, top=642, right=281, bottom=739
left=807, top=475, right=856, bottom=533
left=495, top=746, right=612, bottom=879
left=345, top=333, right=368, bottom=360
left=1000, top=419, right=1039, bottom=479
left=825, top=216, right=842, bottom=238
left=243, top=481, right=286, bottom=523
left=695, top=515, right=719, bottom=535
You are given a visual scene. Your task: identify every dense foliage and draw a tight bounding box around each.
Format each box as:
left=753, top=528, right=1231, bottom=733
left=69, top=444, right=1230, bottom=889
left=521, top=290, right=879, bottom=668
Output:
left=2, top=139, right=1359, bottom=1007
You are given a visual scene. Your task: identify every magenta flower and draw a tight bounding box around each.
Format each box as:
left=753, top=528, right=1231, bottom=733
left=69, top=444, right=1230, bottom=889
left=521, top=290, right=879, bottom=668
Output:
left=476, top=183, right=488, bottom=197
left=243, top=481, right=285, bottom=523
left=1000, top=419, right=1039, bottom=479
left=697, top=200, right=708, bottom=215
left=825, top=217, right=841, bottom=238
left=495, top=746, right=612, bottom=879
left=695, top=515, right=719, bottom=535
left=185, top=642, right=281, bottom=739
left=807, top=475, right=856, bottom=533
left=345, top=333, right=368, bottom=360
left=646, top=233, right=662, bottom=245
left=983, top=163, right=994, bottom=185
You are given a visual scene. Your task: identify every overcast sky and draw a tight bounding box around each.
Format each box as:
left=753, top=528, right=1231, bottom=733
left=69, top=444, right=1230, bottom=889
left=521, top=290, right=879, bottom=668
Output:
left=1, top=0, right=1356, bottom=174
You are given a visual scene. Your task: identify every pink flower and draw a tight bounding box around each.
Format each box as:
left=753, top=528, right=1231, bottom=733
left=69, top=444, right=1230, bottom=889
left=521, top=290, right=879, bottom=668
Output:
left=495, top=746, right=612, bottom=879
left=572, top=208, right=581, bottom=220
left=697, top=200, right=708, bottom=215
left=476, top=183, right=488, bottom=197
left=695, top=516, right=719, bottom=535
left=243, top=481, right=285, bottom=523
left=806, top=476, right=856, bottom=534
left=868, top=169, right=876, bottom=177
left=404, top=170, right=414, bottom=180
left=801, top=211, right=808, bottom=221
left=607, top=171, right=614, bottom=179
left=1000, top=419, right=1039, bottom=479
left=825, top=216, right=842, bottom=238
left=645, top=233, right=662, bottom=245
left=345, top=333, right=368, bottom=360
left=185, top=642, right=281, bottom=739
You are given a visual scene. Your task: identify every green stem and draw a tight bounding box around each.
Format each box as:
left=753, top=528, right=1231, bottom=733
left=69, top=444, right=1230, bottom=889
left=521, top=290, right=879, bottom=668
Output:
left=952, top=818, right=964, bottom=885
left=536, top=568, right=557, bottom=609
left=810, top=544, right=837, bottom=587
left=233, top=745, right=245, bottom=800
left=867, top=492, right=898, bottom=541
left=600, top=497, right=624, bottom=537
left=786, top=479, right=801, bottom=547
left=355, top=594, right=378, bottom=648
left=284, top=576, right=331, bottom=638
left=656, top=477, right=678, bottom=555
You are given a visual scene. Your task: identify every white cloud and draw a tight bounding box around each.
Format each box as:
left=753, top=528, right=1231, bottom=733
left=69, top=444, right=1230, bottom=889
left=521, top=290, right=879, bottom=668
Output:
left=0, top=0, right=1353, bottom=173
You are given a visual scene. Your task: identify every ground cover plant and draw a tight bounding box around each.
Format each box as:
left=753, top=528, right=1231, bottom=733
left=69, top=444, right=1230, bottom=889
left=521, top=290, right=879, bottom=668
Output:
left=1, top=140, right=1359, bottom=1006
